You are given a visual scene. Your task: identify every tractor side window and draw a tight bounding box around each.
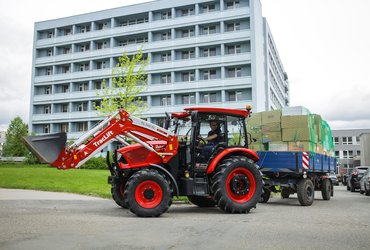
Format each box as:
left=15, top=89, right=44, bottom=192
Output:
left=227, top=116, right=246, bottom=146
left=175, top=119, right=192, bottom=142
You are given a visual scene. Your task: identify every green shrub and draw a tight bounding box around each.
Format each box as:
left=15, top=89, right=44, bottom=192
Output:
left=80, top=156, right=108, bottom=170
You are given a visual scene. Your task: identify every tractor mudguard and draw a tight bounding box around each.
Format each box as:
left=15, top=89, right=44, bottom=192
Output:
left=206, top=147, right=260, bottom=174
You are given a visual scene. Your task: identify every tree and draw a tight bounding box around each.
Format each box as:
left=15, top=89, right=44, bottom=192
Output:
left=2, top=117, right=28, bottom=157
left=95, top=49, right=149, bottom=116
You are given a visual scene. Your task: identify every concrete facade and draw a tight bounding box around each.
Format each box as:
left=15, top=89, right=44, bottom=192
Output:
left=29, top=0, right=289, bottom=139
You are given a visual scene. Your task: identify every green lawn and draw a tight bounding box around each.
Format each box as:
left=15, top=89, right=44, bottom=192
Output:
left=0, top=164, right=111, bottom=198
left=0, top=163, right=188, bottom=202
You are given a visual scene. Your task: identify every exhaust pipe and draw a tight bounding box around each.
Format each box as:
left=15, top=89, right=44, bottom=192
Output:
left=23, top=133, right=67, bottom=164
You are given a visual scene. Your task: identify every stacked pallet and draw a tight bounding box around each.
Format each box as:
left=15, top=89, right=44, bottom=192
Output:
left=247, top=106, right=334, bottom=156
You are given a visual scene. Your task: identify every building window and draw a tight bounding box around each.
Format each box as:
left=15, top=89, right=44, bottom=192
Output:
left=227, top=44, right=241, bottom=54
left=44, top=105, right=50, bottom=114
left=46, top=67, right=52, bottom=75
left=227, top=67, right=242, bottom=78
left=334, top=137, right=339, bottom=145
left=228, top=91, right=243, bottom=102
left=226, top=23, right=240, bottom=32
left=63, top=66, right=70, bottom=74
left=202, top=4, right=215, bottom=13
left=47, top=49, right=53, bottom=57
left=342, top=137, right=352, bottom=145
left=335, top=151, right=339, bottom=158
left=95, top=81, right=102, bottom=90
left=80, top=44, right=89, bottom=52
left=161, top=74, right=171, bottom=84
left=182, top=50, right=195, bottom=59
left=96, top=61, right=106, bottom=70
left=97, top=22, right=109, bottom=30
left=77, top=102, right=88, bottom=112
left=161, top=32, right=171, bottom=40
left=182, top=94, right=195, bottom=105
left=43, top=125, right=50, bottom=134
left=355, top=136, right=360, bottom=145
left=201, top=93, right=217, bottom=103
left=77, top=122, right=88, bottom=132
left=80, top=63, right=89, bottom=71
left=62, top=104, right=69, bottom=113
left=161, top=53, right=171, bottom=62
left=203, top=48, right=216, bottom=57
left=47, top=31, right=54, bottom=38
left=64, top=29, right=72, bottom=36
left=97, top=41, right=107, bottom=50
left=343, top=150, right=348, bottom=159
left=160, top=96, right=171, bottom=106
left=182, top=72, right=195, bottom=82
left=80, top=26, right=89, bottom=33
left=349, top=150, right=353, bottom=158
left=226, top=0, right=240, bottom=9
left=62, top=84, right=69, bottom=93
left=44, top=86, right=51, bottom=95
left=161, top=11, right=172, bottom=19
left=181, top=8, right=194, bottom=16
left=203, top=70, right=217, bottom=80
left=61, top=123, right=68, bottom=133
left=181, top=29, right=194, bottom=38
left=357, top=150, right=361, bottom=156
left=79, top=83, right=88, bottom=92
left=63, top=47, right=71, bottom=54
left=203, top=25, right=216, bottom=35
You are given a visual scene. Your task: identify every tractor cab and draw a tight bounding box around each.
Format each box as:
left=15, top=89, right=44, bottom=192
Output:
left=168, top=107, right=252, bottom=180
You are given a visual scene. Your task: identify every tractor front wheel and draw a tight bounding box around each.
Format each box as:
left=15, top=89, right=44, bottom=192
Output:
left=124, top=169, right=171, bottom=217
left=111, top=179, right=128, bottom=208
left=211, top=156, right=262, bottom=213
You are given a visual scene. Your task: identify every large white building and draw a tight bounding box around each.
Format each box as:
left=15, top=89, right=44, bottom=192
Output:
left=29, top=0, right=289, bottom=138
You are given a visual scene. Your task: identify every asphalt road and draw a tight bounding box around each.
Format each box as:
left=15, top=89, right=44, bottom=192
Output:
left=0, top=186, right=369, bottom=250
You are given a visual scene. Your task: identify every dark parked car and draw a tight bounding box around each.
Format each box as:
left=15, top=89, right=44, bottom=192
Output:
left=359, top=169, right=370, bottom=196
left=347, top=166, right=369, bottom=192
left=328, top=173, right=339, bottom=186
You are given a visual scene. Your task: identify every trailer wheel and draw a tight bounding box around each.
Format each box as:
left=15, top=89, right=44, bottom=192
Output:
left=321, top=179, right=331, bottom=200
left=111, top=179, right=128, bottom=208
left=259, top=188, right=271, bottom=203
left=211, top=156, right=262, bottom=213
left=297, top=179, right=314, bottom=206
left=188, top=195, right=216, bottom=207
left=124, top=169, right=171, bottom=217
left=365, top=184, right=370, bottom=196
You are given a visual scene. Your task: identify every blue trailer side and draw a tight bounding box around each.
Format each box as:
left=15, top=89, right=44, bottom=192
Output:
left=256, top=151, right=336, bottom=206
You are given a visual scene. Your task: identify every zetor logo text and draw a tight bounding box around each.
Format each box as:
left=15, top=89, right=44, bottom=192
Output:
left=93, top=131, right=114, bottom=147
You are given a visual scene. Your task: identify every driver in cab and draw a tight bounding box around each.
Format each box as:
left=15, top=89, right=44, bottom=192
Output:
left=199, top=120, right=221, bottom=158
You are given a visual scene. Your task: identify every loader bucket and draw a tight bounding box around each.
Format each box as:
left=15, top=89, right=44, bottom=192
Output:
left=23, top=133, right=67, bottom=164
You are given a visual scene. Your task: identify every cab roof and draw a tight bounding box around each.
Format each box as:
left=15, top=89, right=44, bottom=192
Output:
left=183, top=107, right=250, bottom=118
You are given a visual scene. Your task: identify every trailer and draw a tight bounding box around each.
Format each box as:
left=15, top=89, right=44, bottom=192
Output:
left=257, top=151, right=336, bottom=206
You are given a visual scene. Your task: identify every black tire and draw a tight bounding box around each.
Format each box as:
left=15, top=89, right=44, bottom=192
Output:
left=188, top=195, right=216, bottom=207
left=124, top=169, right=171, bottom=217
left=365, top=185, right=370, bottom=196
left=350, top=182, right=355, bottom=192
left=259, top=189, right=271, bottom=203
left=321, top=179, right=331, bottom=201
left=111, top=178, right=129, bottom=209
left=297, top=179, right=314, bottom=206
left=211, top=156, right=263, bottom=213
left=281, top=188, right=290, bottom=199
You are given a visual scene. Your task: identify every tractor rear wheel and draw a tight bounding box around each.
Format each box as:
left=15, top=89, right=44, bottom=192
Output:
left=211, top=156, right=262, bottom=213
left=124, top=169, right=171, bottom=217
left=111, top=179, right=128, bottom=208
left=188, top=195, right=216, bottom=207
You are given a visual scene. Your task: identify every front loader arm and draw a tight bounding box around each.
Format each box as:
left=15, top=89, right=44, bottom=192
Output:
left=25, top=109, right=179, bottom=170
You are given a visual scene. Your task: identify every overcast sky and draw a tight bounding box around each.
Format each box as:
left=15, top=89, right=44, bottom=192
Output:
left=0, top=0, right=369, bottom=131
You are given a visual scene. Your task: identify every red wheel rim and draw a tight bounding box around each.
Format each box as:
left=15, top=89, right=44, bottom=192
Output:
left=226, top=167, right=256, bottom=203
left=135, top=180, right=163, bottom=208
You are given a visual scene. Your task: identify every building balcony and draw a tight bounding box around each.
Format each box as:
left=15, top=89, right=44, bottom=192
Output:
left=32, top=111, right=99, bottom=122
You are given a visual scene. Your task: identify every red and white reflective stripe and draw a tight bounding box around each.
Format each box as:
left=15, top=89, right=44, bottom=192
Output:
left=302, top=152, right=310, bottom=169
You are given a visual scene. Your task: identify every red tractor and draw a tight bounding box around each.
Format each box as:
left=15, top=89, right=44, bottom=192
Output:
left=24, top=107, right=263, bottom=217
